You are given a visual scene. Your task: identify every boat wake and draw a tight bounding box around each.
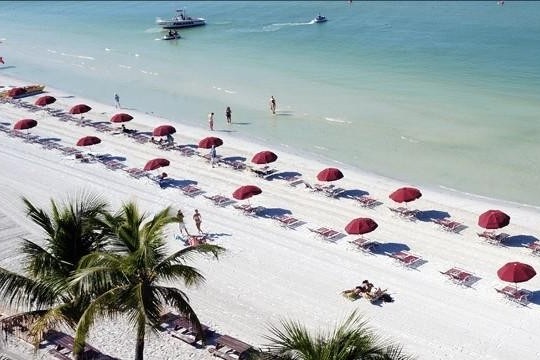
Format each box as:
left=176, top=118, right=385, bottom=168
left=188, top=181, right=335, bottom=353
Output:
left=325, top=117, right=352, bottom=124
left=263, top=22, right=314, bottom=32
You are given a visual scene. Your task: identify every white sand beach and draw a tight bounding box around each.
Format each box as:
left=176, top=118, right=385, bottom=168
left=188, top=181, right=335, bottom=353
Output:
left=0, top=75, right=539, bottom=360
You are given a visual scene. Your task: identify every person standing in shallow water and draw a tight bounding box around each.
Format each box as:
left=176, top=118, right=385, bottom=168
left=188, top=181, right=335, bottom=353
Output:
left=225, top=106, right=232, bottom=124
left=114, top=93, right=121, bottom=109
left=269, top=96, right=276, bottom=114
left=208, top=112, right=214, bottom=131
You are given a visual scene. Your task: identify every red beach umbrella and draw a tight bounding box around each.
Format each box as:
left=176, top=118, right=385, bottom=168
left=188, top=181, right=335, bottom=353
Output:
left=233, top=185, right=262, bottom=200
left=35, top=95, right=56, bottom=106
left=144, top=158, right=170, bottom=171
left=110, top=113, right=133, bottom=123
left=389, top=187, right=422, bottom=203
left=251, top=150, right=278, bottom=164
left=8, top=87, right=26, bottom=98
left=497, top=262, right=536, bottom=286
left=317, top=168, right=344, bottom=182
left=76, top=136, right=101, bottom=147
left=478, top=210, right=510, bottom=229
left=345, top=218, right=378, bottom=236
left=198, top=136, right=223, bottom=149
left=69, top=104, right=92, bottom=115
left=152, top=125, right=176, bottom=137
left=13, top=119, right=38, bottom=130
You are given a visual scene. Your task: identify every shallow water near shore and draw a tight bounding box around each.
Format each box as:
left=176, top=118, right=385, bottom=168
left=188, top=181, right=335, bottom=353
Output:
left=1, top=1, right=539, bottom=206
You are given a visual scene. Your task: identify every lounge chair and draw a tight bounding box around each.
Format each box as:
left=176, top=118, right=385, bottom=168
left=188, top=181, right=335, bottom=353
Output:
left=432, top=218, right=465, bottom=233
left=209, top=334, right=258, bottom=360
left=495, top=285, right=531, bottom=306
left=45, top=330, right=103, bottom=360
left=308, top=227, right=342, bottom=242
left=353, top=195, right=379, bottom=209
left=160, top=312, right=211, bottom=346
left=221, top=158, right=246, bottom=170
left=525, top=241, right=540, bottom=256
left=388, top=207, right=419, bottom=221
left=181, top=184, right=204, bottom=197
left=385, top=250, right=422, bottom=268
left=124, top=167, right=149, bottom=179
left=233, top=204, right=264, bottom=216
left=440, top=267, right=473, bottom=286
left=249, top=166, right=277, bottom=178
left=272, top=214, right=302, bottom=229
left=477, top=231, right=510, bottom=245
left=204, top=194, right=235, bottom=207
left=348, top=238, right=379, bottom=253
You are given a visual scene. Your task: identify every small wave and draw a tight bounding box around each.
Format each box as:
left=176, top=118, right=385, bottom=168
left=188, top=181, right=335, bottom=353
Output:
left=59, top=52, right=95, bottom=61
left=140, top=70, right=159, bottom=76
left=118, top=64, right=132, bottom=69
left=224, top=90, right=236, bottom=94
left=104, top=48, right=111, bottom=52
left=314, top=145, right=327, bottom=150
left=400, top=135, right=420, bottom=143
left=325, top=117, right=351, bottom=124
left=144, top=27, right=163, bottom=34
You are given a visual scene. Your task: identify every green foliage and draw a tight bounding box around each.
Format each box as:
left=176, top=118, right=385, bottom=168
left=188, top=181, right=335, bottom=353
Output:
left=260, top=310, right=414, bottom=360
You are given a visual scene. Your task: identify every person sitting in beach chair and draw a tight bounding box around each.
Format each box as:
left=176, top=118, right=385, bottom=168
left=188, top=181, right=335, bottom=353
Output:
left=363, top=287, right=393, bottom=303
left=121, top=124, right=136, bottom=134
left=157, top=172, right=168, bottom=188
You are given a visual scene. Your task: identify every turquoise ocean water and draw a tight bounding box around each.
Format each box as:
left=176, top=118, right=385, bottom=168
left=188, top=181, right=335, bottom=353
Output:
left=1, top=1, right=539, bottom=206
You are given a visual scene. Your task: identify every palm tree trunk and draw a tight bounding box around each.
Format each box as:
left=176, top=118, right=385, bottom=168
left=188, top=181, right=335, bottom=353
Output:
left=134, top=318, right=146, bottom=360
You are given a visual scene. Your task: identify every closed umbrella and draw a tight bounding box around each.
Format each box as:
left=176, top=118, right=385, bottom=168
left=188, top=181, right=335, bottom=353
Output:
left=478, top=210, right=510, bottom=229
left=251, top=150, right=278, bottom=165
left=110, top=113, right=133, bottom=123
left=389, top=187, right=422, bottom=204
left=233, top=185, right=262, bottom=200
left=35, top=95, right=56, bottom=107
left=198, top=136, right=223, bottom=149
left=345, top=218, right=378, bottom=237
left=7, top=87, right=25, bottom=98
left=153, top=125, right=176, bottom=137
left=144, top=158, right=170, bottom=171
left=317, top=168, right=344, bottom=182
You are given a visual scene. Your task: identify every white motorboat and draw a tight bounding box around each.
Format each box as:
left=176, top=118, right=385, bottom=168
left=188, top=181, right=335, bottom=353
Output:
left=156, top=9, right=206, bottom=29
left=313, top=14, right=327, bottom=23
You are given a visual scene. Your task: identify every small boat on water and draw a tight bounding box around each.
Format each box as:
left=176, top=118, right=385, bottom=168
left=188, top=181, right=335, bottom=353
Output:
left=162, top=30, right=181, bottom=40
left=156, top=9, right=206, bottom=29
left=313, top=14, right=327, bottom=23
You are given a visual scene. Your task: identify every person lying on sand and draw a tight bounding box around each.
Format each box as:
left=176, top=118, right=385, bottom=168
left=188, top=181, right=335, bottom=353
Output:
left=341, top=280, right=372, bottom=299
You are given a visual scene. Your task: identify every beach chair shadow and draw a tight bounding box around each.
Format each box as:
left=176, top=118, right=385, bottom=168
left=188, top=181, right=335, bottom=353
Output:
left=267, top=171, right=302, bottom=181
left=161, top=179, right=198, bottom=189
left=258, top=207, right=292, bottom=218
left=340, top=189, right=369, bottom=199
left=231, top=122, right=251, bottom=125
left=205, top=232, right=233, bottom=241
left=222, top=156, right=246, bottom=162
left=416, top=209, right=450, bottom=222
left=505, top=234, right=538, bottom=248
left=372, top=242, right=410, bottom=255
left=526, top=290, right=540, bottom=305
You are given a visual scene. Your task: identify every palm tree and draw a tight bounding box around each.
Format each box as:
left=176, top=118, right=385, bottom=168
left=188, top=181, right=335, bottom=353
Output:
left=71, top=202, right=225, bottom=360
left=0, top=193, right=111, bottom=347
left=260, top=310, right=414, bottom=360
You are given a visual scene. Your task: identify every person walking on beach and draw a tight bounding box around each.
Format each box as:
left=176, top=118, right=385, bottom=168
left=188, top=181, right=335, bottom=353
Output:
left=114, top=93, right=121, bottom=109
left=225, top=106, right=232, bottom=124
left=269, top=96, right=276, bottom=115
left=193, top=209, right=203, bottom=234
left=177, top=209, right=189, bottom=237
left=209, top=145, right=217, bottom=168
left=208, top=112, right=215, bottom=131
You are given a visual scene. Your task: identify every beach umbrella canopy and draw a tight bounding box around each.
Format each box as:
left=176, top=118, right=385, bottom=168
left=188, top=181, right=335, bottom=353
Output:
left=233, top=185, right=262, bottom=200
left=35, top=95, right=56, bottom=106
left=251, top=150, right=278, bottom=164
left=110, top=113, right=133, bottom=123
left=143, top=158, right=170, bottom=171
left=389, top=187, right=422, bottom=203
left=153, top=125, right=176, bottom=136
left=13, top=119, right=38, bottom=130
left=198, top=136, right=223, bottom=149
left=76, top=136, right=101, bottom=147
left=497, top=262, right=536, bottom=284
left=478, top=210, right=510, bottom=229
left=317, top=167, right=344, bottom=182
left=8, top=87, right=25, bottom=98
left=69, top=104, right=92, bottom=115
left=345, top=217, right=378, bottom=235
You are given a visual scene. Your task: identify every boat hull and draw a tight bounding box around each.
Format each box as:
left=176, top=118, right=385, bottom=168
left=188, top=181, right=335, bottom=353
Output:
left=157, top=19, right=206, bottom=29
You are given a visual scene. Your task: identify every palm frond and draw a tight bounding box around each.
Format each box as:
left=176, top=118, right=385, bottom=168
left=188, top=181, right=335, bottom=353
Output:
left=0, top=268, right=58, bottom=309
